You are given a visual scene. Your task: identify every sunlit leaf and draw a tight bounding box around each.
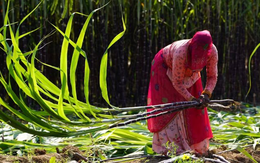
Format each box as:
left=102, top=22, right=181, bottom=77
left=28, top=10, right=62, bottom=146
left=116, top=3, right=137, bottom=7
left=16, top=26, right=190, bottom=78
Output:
left=236, top=146, right=258, bottom=163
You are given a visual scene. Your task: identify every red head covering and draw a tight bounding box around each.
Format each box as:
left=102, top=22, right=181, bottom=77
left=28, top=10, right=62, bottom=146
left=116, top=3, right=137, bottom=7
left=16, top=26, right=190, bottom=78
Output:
left=186, top=30, right=213, bottom=70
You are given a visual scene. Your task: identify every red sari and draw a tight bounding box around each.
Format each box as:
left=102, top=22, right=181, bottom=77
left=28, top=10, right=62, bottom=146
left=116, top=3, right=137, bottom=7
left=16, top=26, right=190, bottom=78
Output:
left=147, top=49, right=213, bottom=146
left=147, top=30, right=218, bottom=154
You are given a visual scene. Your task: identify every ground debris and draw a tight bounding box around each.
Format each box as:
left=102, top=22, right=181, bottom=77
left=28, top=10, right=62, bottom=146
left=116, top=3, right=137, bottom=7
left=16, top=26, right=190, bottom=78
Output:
left=34, top=149, right=46, bottom=155
left=0, top=145, right=87, bottom=163
left=32, top=153, right=62, bottom=163
left=118, top=146, right=260, bottom=163
left=0, top=144, right=259, bottom=163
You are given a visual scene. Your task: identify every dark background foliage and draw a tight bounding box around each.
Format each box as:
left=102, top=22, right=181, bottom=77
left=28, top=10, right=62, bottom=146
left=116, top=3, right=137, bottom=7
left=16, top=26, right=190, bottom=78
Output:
left=1, top=0, right=260, bottom=108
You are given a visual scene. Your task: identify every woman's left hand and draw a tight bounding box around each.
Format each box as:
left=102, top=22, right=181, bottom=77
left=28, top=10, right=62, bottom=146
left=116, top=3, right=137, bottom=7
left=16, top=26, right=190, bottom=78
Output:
left=199, top=94, right=210, bottom=108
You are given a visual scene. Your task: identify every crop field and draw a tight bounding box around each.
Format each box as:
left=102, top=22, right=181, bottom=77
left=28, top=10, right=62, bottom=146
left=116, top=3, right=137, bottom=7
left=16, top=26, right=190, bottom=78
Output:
left=0, top=0, right=260, bottom=162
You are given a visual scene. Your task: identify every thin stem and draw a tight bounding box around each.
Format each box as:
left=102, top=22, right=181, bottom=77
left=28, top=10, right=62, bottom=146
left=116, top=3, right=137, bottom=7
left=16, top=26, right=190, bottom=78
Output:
left=103, top=99, right=236, bottom=112
left=109, top=103, right=198, bottom=128
left=108, top=99, right=238, bottom=128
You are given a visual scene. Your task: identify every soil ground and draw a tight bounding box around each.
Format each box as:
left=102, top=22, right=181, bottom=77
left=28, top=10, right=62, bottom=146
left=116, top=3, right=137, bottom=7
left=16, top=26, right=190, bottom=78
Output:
left=119, top=146, right=260, bottom=163
left=0, top=145, right=259, bottom=163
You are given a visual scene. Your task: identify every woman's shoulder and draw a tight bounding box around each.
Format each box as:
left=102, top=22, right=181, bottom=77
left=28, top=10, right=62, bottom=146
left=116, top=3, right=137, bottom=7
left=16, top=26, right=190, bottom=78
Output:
left=171, top=39, right=190, bottom=47
left=211, top=44, right=218, bottom=51
left=163, top=39, right=189, bottom=58
left=169, top=39, right=190, bottom=56
left=164, top=39, right=189, bottom=51
left=210, top=44, right=218, bottom=55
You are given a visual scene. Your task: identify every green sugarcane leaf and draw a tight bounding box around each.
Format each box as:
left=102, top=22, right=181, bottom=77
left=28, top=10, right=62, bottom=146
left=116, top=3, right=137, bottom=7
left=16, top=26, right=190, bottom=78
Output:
left=0, top=76, right=64, bottom=132
left=49, top=17, right=108, bottom=118
left=20, top=1, right=43, bottom=26
left=69, top=3, right=110, bottom=120
left=100, top=17, right=126, bottom=106
left=0, top=95, right=31, bottom=123
left=7, top=20, right=21, bottom=60
left=236, top=146, right=258, bottom=163
left=246, top=42, right=260, bottom=98
left=50, top=23, right=87, bottom=58
left=58, top=13, right=75, bottom=121
left=0, top=109, right=70, bottom=137
left=6, top=19, right=71, bottom=124
left=18, top=27, right=40, bottom=39
left=3, top=0, right=10, bottom=40
left=228, top=122, right=246, bottom=128
left=6, top=56, right=70, bottom=117
left=49, top=157, right=56, bottom=163
left=144, top=143, right=155, bottom=155
left=239, top=133, right=260, bottom=137
left=0, top=33, right=8, bottom=50
left=15, top=1, right=42, bottom=45
left=108, top=128, right=150, bottom=141
left=58, top=69, right=70, bottom=121
left=50, top=0, right=58, bottom=15
left=69, top=11, right=102, bottom=120
left=28, top=38, right=69, bottom=122
left=61, top=0, right=68, bottom=19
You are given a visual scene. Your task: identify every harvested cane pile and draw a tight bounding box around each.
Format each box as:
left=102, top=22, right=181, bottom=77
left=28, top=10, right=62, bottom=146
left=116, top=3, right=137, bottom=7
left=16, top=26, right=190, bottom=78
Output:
left=108, top=99, right=239, bottom=129
left=102, top=99, right=240, bottom=163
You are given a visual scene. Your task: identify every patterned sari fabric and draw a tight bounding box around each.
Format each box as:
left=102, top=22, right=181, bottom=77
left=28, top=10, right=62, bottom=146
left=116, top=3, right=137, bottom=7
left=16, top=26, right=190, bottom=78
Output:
left=147, top=30, right=218, bottom=155
left=152, top=112, right=210, bottom=155
left=147, top=48, right=214, bottom=155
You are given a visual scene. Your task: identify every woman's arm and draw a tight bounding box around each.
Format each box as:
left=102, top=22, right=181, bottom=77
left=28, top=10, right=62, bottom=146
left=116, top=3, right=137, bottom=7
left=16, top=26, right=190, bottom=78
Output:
left=171, top=53, right=195, bottom=101
left=202, top=45, right=218, bottom=98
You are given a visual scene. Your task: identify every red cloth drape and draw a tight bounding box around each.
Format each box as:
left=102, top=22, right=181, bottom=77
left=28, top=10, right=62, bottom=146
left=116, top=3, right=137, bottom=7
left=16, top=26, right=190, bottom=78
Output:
left=186, top=30, right=213, bottom=70
left=147, top=49, right=213, bottom=145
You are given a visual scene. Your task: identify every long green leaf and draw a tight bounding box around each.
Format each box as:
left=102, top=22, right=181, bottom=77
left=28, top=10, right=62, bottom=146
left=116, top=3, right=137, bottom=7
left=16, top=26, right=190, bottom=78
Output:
left=99, top=17, right=126, bottom=106
left=236, top=146, right=258, bottom=163
left=58, top=13, right=74, bottom=121
left=246, top=42, right=260, bottom=98
left=15, top=1, right=43, bottom=43
left=6, top=16, right=69, bottom=122
left=69, top=3, right=110, bottom=120
left=28, top=38, right=69, bottom=121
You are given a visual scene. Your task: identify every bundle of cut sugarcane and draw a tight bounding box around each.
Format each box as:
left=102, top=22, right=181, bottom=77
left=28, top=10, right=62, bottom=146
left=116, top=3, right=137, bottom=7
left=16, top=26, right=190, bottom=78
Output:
left=108, top=99, right=239, bottom=129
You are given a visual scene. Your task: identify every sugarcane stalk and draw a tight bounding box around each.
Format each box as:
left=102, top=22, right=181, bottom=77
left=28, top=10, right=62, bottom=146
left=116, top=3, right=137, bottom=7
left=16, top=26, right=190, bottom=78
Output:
left=103, top=99, right=236, bottom=113
left=190, top=155, right=228, bottom=163
left=109, top=103, right=197, bottom=128
left=70, top=99, right=236, bottom=126
left=212, top=154, right=230, bottom=163
left=94, top=99, right=238, bottom=125
left=108, top=99, right=238, bottom=129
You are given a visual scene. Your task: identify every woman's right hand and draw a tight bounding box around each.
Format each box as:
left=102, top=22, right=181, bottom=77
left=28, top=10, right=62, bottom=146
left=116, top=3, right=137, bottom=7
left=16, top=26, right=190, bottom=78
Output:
left=191, top=95, right=208, bottom=109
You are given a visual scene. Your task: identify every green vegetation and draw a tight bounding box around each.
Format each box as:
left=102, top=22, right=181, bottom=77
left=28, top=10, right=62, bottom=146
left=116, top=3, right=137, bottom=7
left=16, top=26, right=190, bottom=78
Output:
left=1, top=0, right=260, bottom=105
left=0, top=0, right=260, bottom=162
left=0, top=106, right=259, bottom=162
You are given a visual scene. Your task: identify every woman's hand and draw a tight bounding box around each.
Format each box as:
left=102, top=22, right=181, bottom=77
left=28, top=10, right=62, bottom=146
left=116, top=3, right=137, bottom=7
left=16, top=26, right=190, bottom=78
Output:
left=191, top=94, right=210, bottom=109
left=191, top=97, right=203, bottom=109
left=200, top=93, right=210, bottom=103
left=198, top=94, right=210, bottom=108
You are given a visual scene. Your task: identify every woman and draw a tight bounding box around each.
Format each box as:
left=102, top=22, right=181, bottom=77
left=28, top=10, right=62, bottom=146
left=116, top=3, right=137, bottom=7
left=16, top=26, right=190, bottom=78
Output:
left=147, top=30, right=218, bottom=155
